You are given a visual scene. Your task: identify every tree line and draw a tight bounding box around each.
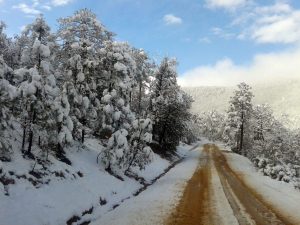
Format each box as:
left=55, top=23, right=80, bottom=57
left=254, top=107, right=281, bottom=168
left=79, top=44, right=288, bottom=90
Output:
left=197, top=83, right=300, bottom=185
left=0, top=9, right=197, bottom=175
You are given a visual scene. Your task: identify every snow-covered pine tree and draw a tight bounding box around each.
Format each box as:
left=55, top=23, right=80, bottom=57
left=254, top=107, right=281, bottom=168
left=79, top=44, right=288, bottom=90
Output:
left=224, top=82, right=253, bottom=155
left=99, top=41, right=137, bottom=174
left=0, top=22, right=11, bottom=69
left=250, top=104, right=279, bottom=160
left=150, top=58, right=192, bottom=152
left=124, top=49, right=154, bottom=171
left=17, top=15, right=58, bottom=155
left=126, top=118, right=153, bottom=172
left=0, top=56, right=16, bottom=159
left=99, top=41, right=136, bottom=134
left=198, top=110, right=225, bottom=141
left=130, top=49, right=153, bottom=118
left=53, top=87, right=73, bottom=154
left=151, top=57, right=178, bottom=145
left=57, top=9, right=113, bottom=143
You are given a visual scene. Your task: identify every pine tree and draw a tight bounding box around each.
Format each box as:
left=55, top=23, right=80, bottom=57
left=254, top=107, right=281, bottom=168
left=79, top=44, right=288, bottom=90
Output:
left=99, top=42, right=137, bottom=173
left=53, top=87, right=73, bottom=154
left=99, top=41, right=136, bottom=134
left=151, top=57, right=178, bottom=145
left=17, top=15, right=58, bottom=155
left=224, top=82, right=253, bottom=155
left=126, top=118, right=153, bottom=172
left=151, top=58, right=192, bottom=152
left=0, top=56, right=16, bottom=159
left=130, top=49, right=153, bottom=118
left=57, top=9, right=113, bottom=143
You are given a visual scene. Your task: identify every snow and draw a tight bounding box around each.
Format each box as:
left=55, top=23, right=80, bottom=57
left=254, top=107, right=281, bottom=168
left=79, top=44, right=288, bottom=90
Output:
left=77, top=71, right=85, bottom=82
left=215, top=141, right=232, bottom=151
left=92, top=142, right=206, bottom=225
left=225, top=152, right=300, bottom=224
left=83, top=96, right=90, bottom=109
left=114, top=62, right=127, bottom=73
left=113, top=52, right=123, bottom=60
left=209, top=161, right=239, bottom=225
left=113, top=111, right=121, bottom=121
left=0, top=139, right=201, bottom=225
left=102, top=93, right=111, bottom=103
left=0, top=139, right=137, bottom=225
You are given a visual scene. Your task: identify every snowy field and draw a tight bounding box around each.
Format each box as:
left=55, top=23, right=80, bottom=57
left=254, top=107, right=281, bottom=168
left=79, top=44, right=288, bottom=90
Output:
left=0, top=139, right=204, bottom=225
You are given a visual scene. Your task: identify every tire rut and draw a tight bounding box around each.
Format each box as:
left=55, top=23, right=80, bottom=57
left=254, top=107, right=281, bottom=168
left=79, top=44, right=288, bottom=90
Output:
left=165, top=145, right=216, bottom=225
left=212, top=145, right=293, bottom=225
left=165, top=144, right=295, bottom=225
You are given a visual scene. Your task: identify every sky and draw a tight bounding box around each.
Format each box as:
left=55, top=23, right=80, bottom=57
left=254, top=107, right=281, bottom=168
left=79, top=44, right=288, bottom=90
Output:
left=1, top=0, right=300, bottom=86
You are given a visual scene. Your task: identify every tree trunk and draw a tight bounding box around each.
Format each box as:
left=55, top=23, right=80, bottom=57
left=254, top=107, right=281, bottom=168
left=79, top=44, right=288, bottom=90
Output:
left=138, top=80, right=142, bottom=118
left=159, top=108, right=171, bottom=146
left=27, top=109, right=36, bottom=154
left=27, top=130, right=33, bottom=154
left=57, top=123, right=62, bottom=153
left=81, top=128, right=85, bottom=143
left=21, top=126, right=26, bottom=152
left=239, top=111, right=244, bottom=155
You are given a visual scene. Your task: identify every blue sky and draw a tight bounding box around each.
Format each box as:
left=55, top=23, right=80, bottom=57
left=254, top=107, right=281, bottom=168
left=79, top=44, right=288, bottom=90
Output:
left=1, top=0, right=300, bottom=86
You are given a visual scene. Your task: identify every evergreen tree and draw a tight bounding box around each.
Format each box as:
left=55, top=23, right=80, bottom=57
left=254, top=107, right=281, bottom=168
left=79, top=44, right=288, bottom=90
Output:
left=151, top=58, right=192, bottom=152
left=99, top=42, right=137, bottom=174
left=57, top=9, right=113, bottom=143
left=224, top=82, right=253, bottom=155
left=53, top=87, right=74, bottom=153
left=0, top=56, right=16, bottom=159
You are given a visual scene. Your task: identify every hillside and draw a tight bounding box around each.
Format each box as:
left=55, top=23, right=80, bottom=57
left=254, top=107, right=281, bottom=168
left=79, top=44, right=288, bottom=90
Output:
left=183, top=79, right=300, bottom=128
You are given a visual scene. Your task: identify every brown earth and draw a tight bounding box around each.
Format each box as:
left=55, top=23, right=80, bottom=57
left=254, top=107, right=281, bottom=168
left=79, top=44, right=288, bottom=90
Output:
left=165, top=144, right=295, bottom=225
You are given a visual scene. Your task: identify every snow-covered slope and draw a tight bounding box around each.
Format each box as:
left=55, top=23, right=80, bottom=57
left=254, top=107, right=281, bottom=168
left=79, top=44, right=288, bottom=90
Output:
left=183, top=79, right=300, bottom=127
left=0, top=139, right=199, bottom=225
left=91, top=142, right=205, bottom=225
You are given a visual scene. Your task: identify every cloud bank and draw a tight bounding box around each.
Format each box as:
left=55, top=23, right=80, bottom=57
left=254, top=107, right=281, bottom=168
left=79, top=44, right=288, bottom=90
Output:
left=179, top=47, right=300, bottom=87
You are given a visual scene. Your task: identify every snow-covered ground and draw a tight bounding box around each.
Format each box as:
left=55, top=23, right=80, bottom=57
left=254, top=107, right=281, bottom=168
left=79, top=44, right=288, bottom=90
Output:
left=91, top=142, right=205, bottom=225
left=0, top=139, right=203, bottom=225
left=225, top=152, right=300, bottom=224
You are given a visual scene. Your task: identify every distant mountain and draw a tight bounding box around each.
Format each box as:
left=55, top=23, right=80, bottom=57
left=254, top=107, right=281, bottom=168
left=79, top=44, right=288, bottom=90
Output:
left=183, top=79, right=300, bottom=128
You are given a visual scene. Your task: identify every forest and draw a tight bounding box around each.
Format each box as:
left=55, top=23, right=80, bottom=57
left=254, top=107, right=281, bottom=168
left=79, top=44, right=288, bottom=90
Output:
left=0, top=9, right=197, bottom=177
left=2, top=0, right=300, bottom=223
left=197, top=82, right=300, bottom=188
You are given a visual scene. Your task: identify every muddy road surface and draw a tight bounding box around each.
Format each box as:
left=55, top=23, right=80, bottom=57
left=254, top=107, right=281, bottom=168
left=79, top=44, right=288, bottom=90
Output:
left=166, top=144, right=295, bottom=225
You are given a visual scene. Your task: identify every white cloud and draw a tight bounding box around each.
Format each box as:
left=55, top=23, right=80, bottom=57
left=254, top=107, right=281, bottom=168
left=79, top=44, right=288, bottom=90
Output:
left=12, top=0, right=73, bottom=15
left=228, top=2, right=300, bottom=44
left=198, top=37, right=212, bottom=44
left=211, top=27, right=235, bottom=39
left=163, top=14, right=183, bottom=25
left=13, top=3, right=41, bottom=15
left=42, top=5, right=52, bottom=10
left=179, top=47, right=300, bottom=87
left=250, top=4, right=300, bottom=44
left=205, top=0, right=247, bottom=10
left=51, top=0, right=73, bottom=6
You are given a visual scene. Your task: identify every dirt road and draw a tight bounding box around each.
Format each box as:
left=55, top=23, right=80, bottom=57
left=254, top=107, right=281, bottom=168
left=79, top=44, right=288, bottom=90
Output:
left=165, top=144, right=295, bottom=225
